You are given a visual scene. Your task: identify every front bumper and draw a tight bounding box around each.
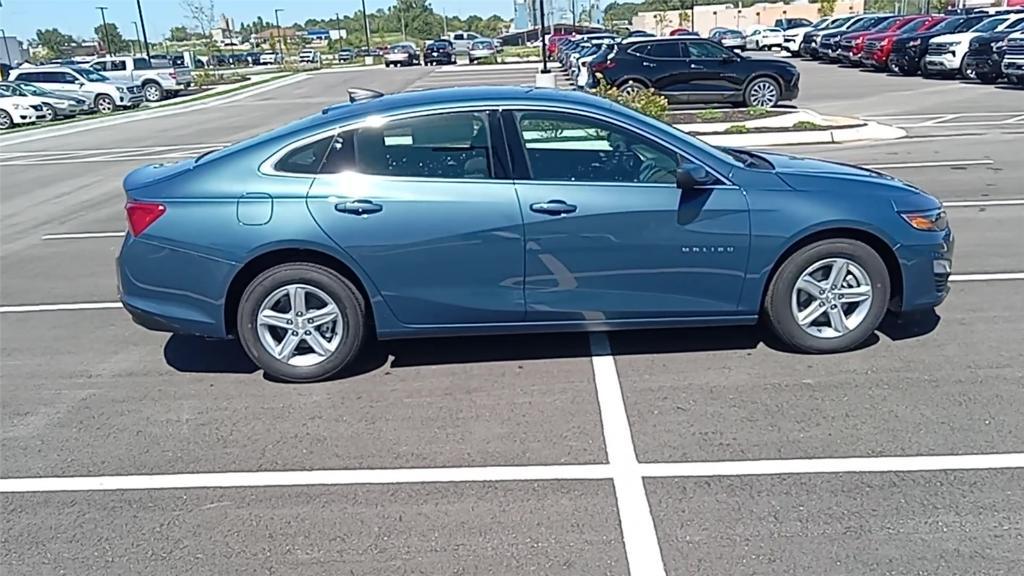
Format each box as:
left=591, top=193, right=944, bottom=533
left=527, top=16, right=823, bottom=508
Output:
left=889, top=49, right=922, bottom=73
left=1004, top=58, right=1024, bottom=76
left=897, top=227, right=954, bottom=312
left=965, top=53, right=1003, bottom=76
left=116, top=92, right=145, bottom=106
left=782, top=38, right=801, bottom=52
left=923, top=53, right=959, bottom=72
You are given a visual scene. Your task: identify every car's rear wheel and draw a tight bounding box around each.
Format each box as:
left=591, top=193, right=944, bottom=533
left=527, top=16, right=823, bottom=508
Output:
left=237, top=263, right=366, bottom=382
left=618, top=80, right=648, bottom=96
left=95, top=94, right=116, bottom=114
left=744, top=77, right=781, bottom=107
left=764, top=239, right=890, bottom=353
left=143, top=82, right=165, bottom=102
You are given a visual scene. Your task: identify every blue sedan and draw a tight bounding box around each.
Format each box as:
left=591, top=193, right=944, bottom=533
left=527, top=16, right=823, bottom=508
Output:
left=117, top=86, right=953, bottom=382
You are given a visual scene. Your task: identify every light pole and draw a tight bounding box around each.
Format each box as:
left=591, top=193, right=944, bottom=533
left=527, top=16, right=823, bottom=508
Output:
left=360, top=0, right=371, bottom=58
left=273, top=8, right=284, bottom=55
left=97, top=6, right=113, bottom=55
left=334, top=12, right=344, bottom=49
left=736, top=9, right=742, bottom=29
left=135, top=0, right=151, bottom=59
left=539, top=0, right=549, bottom=74
left=132, top=21, right=141, bottom=55
left=572, top=0, right=577, bottom=29
left=713, top=11, right=718, bottom=27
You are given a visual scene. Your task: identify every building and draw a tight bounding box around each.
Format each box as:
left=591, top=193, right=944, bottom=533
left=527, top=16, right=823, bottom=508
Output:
left=511, top=0, right=602, bottom=32
left=0, top=35, right=30, bottom=66
left=252, top=27, right=298, bottom=48
left=633, top=1, right=865, bottom=37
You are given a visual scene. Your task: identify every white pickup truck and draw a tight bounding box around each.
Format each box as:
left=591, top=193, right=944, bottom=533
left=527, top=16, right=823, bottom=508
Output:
left=88, top=56, right=192, bottom=102
left=1002, top=31, right=1024, bottom=85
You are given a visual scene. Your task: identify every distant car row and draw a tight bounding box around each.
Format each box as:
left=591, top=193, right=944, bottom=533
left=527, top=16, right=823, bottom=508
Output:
left=382, top=38, right=501, bottom=67
left=788, top=9, right=1024, bottom=86
left=0, top=79, right=97, bottom=129
left=554, top=31, right=801, bottom=108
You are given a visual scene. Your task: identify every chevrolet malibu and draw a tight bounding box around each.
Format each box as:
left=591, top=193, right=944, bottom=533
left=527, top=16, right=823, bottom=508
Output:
left=117, top=87, right=953, bottom=382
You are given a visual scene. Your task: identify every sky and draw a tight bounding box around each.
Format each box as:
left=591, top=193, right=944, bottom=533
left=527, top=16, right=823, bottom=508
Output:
left=0, top=0, right=534, bottom=41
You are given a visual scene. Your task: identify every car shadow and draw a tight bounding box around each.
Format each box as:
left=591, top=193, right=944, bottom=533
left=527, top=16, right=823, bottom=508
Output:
left=162, top=310, right=940, bottom=382
left=993, top=84, right=1023, bottom=91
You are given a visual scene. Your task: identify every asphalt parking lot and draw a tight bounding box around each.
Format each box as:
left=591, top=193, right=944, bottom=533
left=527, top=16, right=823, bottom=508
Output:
left=2, top=61, right=1023, bottom=575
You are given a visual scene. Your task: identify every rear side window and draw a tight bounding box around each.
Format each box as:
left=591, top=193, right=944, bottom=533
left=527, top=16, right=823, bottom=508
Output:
left=644, top=41, right=681, bottom=58
left=274, top=135, right=334, bottom=175
left=353, top=112, right=493, bottom=180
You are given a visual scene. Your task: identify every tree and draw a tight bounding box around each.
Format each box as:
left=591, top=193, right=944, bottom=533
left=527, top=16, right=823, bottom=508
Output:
left=819, top=0, right=837, bottom=16
left=168, top=25, right=192, bottom=42
left=35, top=28, right=76, bottom=57
left=94, top=23, right=130, bottom=54
left=180, top=0, right=216, bottom=38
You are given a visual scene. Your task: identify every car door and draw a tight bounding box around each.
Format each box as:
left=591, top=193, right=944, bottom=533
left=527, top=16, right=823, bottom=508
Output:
left=31, top=71, right=80, bottom=96
left=680, top=40, right=747, bottom=103
left=302, top=109, right=526, bottom=326
left=629, top=41, right=689, bottom=96
left=504, top=109, right=750, bottom=322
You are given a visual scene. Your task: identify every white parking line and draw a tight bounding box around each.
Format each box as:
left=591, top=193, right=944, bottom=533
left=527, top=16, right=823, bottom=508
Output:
left=590, top=333, right=668, bottom=576
left=41, top=232, right=126, bottom=240
left=864, top=160, right=994, bottom=169
left=944, top=199, right=1024, bottom=208
left=949, top=273, right=1024, bottom=282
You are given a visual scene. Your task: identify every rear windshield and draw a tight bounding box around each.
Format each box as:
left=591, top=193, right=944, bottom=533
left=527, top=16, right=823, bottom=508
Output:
left=471, top=40, right=493, bottom=49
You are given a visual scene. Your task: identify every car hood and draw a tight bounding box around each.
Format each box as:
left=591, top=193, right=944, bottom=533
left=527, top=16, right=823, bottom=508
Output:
left=784, top=26, right=813, bottom=35
left=754, top=150, right=920, bottom=190
left=931, top=32, right=980, bottom=44
left=90, top=79, right=137, bottom=88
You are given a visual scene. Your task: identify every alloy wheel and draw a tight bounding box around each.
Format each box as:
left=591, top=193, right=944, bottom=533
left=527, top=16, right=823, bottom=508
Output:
left=748, top=80, right=779, bottom=107
left=0, top=112, right=11, bottom=130
left=256, top=284, right=344, bottom=367
left=144, top=84, right=162, bottom=102
left=96, top=96, right=114, bottom=114
left=42, top=105, right=56, bottom=121
left=790, top=258, right=873, bottom=339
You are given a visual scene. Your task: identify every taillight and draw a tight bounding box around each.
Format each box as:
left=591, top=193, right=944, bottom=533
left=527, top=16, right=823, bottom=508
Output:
left=592, top=59, right=615, bottom=72
left=125, top=201, right=166, bottom=236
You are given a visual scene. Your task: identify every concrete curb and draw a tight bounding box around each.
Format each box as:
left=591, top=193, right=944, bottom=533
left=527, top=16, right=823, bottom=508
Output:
left=684, top=121, right=907, bottom=147
left=0, top=73, right=309, bottom=146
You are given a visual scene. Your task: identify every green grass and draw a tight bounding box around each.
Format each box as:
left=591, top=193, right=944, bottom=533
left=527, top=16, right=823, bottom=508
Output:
left=793, top=120, right=825, bottom=130
left=695, top=109, right=724, bottom=122
left=724, top=124, right=750, bottom=134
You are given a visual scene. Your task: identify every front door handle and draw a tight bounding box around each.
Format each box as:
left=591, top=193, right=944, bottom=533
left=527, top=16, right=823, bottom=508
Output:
left=690, top=64, right=704, bottom=69
left=336, top=199, right=383, bottom=215
left=530, top=200, right=577, bottom=215
left=642, top=61, right=656, bottom=67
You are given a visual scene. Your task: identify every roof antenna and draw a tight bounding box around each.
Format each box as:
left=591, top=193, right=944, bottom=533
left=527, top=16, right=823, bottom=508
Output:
left=348, top=87, right=385, bottom=103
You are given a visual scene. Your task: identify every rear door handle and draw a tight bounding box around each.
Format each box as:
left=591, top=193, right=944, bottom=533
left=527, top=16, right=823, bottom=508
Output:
left=690, top=64, right=704, bottom=69
left=530, top=200, right=577, bottom=215
left=336, top=199, right=383, bottom=215
left=642, top=61, right=656, bottom=67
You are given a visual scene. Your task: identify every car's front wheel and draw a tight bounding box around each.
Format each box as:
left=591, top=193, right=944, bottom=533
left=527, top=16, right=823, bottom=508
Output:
left=237, top=263, right=367, bottom=382
left=0, top=110, right=13, bottom=130
left=744, top=77, right=781, bottom=107
left=95, top=94, right=116, bottom=114
left=764, top=239, right=890, bottom=353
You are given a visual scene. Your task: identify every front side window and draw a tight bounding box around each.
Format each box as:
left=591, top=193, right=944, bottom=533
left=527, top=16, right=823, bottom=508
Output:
left=514, top=111, right=678, bottom=184
left=685, top=41, right=733, bottom=59
left=0, top=85, right=19, bottom=96
left=109, top=60, right=127, bottom=71
left=353, top=111, right=493, bottom=180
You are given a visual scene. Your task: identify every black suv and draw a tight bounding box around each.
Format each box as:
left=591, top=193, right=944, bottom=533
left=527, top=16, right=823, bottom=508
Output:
left=964, top=25, right=1024, bottom=83
left=588, top=37, right=799, bottom=107
left=889, top=14, right=989, bottom=75
left=423, top=40, right=455, bottom=65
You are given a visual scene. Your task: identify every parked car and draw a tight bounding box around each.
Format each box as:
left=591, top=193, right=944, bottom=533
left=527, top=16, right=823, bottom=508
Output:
left=423, top=41, right=456, bottom=65
left=116, top=86, right=953, bottom=382
left=668, top=28, right=691, bottom=36
left=859, top=15, right=945, bottom=71
left=259, top=52, right=284, bottom=65
left=89, top=56, right=193, bottom=102
left=0, top=91, right=47, bottom=129
left=800, top=15, right=860, bottom=58
left=746, top=27, right=784, bottom=51
left=575, top=43, right=615, bottom=89
left=963, top=26, right=1020, bottom=83
left=782, top=17, right=832, bottom=56
left=923, top=13, right=1024, bottom=78
left=298, top=49, right=321, bottom=64
left=775, top=17, right=814, bottom=30
left=7, top=66, right=144, bottom=114
left=820, top=15, right=894, bottom=63
left=1002, top=30, right=1024, bottom=85
left=588, top=36, right=800, bottom=107
left=888, top=14, right=990, bottom=75
left=384, top=42, right=420, bottom=67
left=450, top=31, right=482, bottom=53
left=0, top=80, right=89, bottom=120
left=469, top=39, right=497, bottom=63
left=711, top=29, right=746, bottom=51
left=337, top=48, right=355, bottom=63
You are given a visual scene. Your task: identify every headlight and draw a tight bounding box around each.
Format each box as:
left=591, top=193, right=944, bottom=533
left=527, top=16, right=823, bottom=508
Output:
left=116, top=86, right=126, bottom=93
left=53, top=100, right=68, bottom=107
left=13, top=103, right=29, bottom=110
left=907, top=39, right=921, bottom=48
left=901, top=209, right=948, bottom=232
left=994, top=40, right=1006, bottom=51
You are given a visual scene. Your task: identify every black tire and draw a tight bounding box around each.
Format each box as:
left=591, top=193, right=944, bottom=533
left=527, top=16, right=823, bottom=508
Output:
left=143, top=81, right=165, bottom=102
left=95, top=94, right=116, bottom=114
left=977, top=72, right=999, bottom=85
left=764, top=239, right=890, bottom=354
left=237, top=263, right=367, bottom=382
left=42, top=103, right=58, bottom=122
left=959, top=58, right=975, bottom=80
left=0, top=110, right=13, bottom=130
left=744, top=76, right=781, bottom=107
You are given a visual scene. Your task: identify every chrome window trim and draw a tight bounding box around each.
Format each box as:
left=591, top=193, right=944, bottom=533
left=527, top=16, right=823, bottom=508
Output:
left=259, top=102, right=736, bottom=187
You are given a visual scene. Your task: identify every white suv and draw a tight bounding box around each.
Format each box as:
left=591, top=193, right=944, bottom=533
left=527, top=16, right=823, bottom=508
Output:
left=8, top=66, right=144, bottom=113
left=923, top=14, right=1024, bottom=78
left=1001, top=30, right=1024, bottom=85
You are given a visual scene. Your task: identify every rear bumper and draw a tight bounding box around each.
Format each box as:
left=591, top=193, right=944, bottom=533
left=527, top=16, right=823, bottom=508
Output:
left=117, top=234, right=235, bottom=338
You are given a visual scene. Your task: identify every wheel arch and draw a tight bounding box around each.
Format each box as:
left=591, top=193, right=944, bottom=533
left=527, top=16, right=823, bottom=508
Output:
left=759, top=227, right=904, bottom=313
left=224, top=246, right=385, bottom=337
left=614, top=76, right=652, bottom=89
left=743, top=72, right=784, bottom=92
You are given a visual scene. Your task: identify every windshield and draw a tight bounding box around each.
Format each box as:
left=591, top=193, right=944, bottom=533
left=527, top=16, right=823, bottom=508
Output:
left=900, top=18, right=931, bottom=34
left=2, top=83, right=28, bottom=96
left=1005, top=18, right=1024, bottom=30
left=471, top=41, right=492, bottom=49
left=870, top=17, right=902, bottom=31
left=930, top=18, right=964, bottom=33
left=74, top=67, right=110, bottom=82
left=827, top=17, right=855, bottom=30
left=971, top=17, right=1007, bottom=33
left=846, top=17, right=883, bottom=32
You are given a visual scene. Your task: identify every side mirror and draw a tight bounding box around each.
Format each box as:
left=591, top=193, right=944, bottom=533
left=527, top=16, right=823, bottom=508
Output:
left=676, top=164, right=715, bottom=190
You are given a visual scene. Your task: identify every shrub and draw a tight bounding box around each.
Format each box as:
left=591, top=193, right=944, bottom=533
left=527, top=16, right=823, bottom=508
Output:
left=746, top=106, right=770, bottom=118
left=724, top=124, right=750, bottom=134
left=695, top=109, right=724, bottom=122
left=593, top=80, right=669, bottom=121
left=793, top=121, right=825, bottom=130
